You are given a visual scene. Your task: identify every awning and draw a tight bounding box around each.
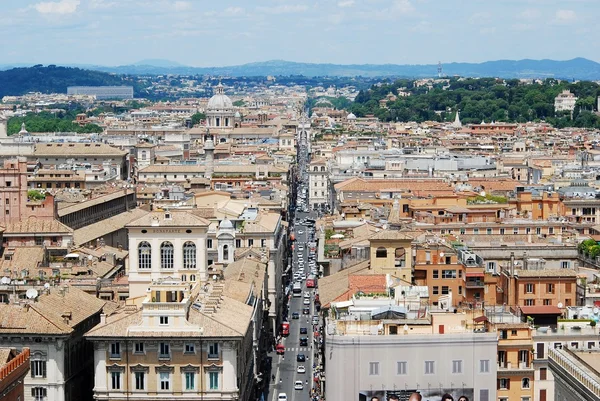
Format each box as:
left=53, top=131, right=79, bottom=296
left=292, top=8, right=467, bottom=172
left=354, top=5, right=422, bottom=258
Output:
left=474, top=315, right=488, bottom=323
left=465, top=272, right=485, bottom=277
left=65, top=253, right=80, bottom=258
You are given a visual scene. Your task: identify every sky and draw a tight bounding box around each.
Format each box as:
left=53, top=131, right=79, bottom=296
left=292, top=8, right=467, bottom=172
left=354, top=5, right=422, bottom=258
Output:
left=1, top=0, right=598, bottom=67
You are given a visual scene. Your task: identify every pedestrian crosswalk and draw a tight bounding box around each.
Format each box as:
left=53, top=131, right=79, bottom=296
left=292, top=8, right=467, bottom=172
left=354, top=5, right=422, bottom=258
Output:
left=282, top=347, right=311, bottom=352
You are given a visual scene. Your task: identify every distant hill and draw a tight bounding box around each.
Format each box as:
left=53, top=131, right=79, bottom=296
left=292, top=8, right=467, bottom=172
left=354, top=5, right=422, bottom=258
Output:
left=0, top=65, right=139, bottom=98
left=84, top=58, right=600, bottom=80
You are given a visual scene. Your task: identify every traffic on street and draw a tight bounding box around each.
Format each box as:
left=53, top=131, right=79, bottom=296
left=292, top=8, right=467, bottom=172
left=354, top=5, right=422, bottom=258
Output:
left=264, top=115, right=323, bottom=401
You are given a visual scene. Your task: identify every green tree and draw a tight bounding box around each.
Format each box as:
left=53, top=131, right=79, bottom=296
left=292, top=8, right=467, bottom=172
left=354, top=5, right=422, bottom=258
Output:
left=191, top=112, right=206, bottom=126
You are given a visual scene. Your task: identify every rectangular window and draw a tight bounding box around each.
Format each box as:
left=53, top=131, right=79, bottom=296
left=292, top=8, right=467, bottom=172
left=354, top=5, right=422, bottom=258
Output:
left=460, top=228, right=466, bottom=235
left=561, top=261, right=571, bottom=269
left=185, top=372, right=195, bottom=390
left=473, top=228, right=479, bottom=235
left=31, top=360, right=47, bottom=378
left=500, top=228, right=505, bottom=235
left=369, top=362, right=379, bottom=376
left=543, top=299, right=552, bottom=305
left=134, top=372, right=145, bottom=390
left=397, top=361, right=407, bottom=375
left=185, top=343, right=195, bottom=354
left=547, top=283, right=555, bottom=294
left=110, top=342, right=121, bottom=358
left=540, top=367, right=547, bottom=380
left=525, top=283, right=534, bottom=293
left=433, top=286, right=439, bottom=295
left=209, top=372, right=219, bottom=390
left=442, top=286, right=449, bottom=295
left=525, top=299, right=534, bottom=306
left=442, top=270, right=456, bottom=279
left=479, top=389, right=489, bottom=401
left=452, top=360, right=462, bottom=374
left=486, top=228, right=492, bottom=235
left=159, top=342, right=170, bottom=358
left=209, top=343, right=219, bottom=359
left=207, top=239, right=213, bottom=249
left=432, top=270, right=439, bottom=279
left=32, top=387, right=47, bottom=401
left=499, top=378, right=508, bottom=389
left=261, top=239, right=267, bottom=247
left=425, top=360, right=435, bottom=374
left=235, top=239, right=241, bottom=248
left=111, top=372, right=121, bottom=390
left=134, top=342, right=144, bottom=354
left=480, top=359, right=490, bottom=373
left=159, top=372, right=170, bottom=390
left=248, top=239, right=254, bottom=246
left=159, top=316, right=169, bottom=325
left=513, top=228, right=519, bottom=235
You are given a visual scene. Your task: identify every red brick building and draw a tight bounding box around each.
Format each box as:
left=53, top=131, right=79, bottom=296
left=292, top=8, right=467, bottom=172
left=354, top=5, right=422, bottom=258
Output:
left=0, top=348, right=30, bottom=401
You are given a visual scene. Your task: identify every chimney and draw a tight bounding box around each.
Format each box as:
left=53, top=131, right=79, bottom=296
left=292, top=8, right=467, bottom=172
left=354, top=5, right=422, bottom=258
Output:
left=510, top=252, right=515, bottom=277
left=100, top=313, right=107, bottom=325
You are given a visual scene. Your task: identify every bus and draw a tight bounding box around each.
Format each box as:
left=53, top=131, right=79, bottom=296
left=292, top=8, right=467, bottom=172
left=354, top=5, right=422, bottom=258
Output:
left=306, top=275, right=317, bottom=288
left=292, top=282, right=302, bottom=297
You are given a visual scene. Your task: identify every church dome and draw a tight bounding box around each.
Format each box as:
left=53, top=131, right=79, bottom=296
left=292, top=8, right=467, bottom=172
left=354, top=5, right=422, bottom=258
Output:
left=207, top=83, right=233, bottom=110
left=347, top=113, right=357, bottom=120
left=219, top=218, right=233, bottom=230
left=18, top=123, right=29, bottom=136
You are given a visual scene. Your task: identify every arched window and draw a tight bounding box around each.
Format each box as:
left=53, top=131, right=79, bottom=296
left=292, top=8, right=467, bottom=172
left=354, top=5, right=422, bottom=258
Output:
left=161, top=242, right=174, bottom=269
left=141, top=150, right=147, bottom=160
left=190, top=274, right=196, bottom=282
left=376, top=247, right=387, bottom=258
left=183, top=241, right=196, bottom=269
left=314, top=166, right=318, bottom=172
left=223, top=245, right=229, bottom=261
left=522, top=378, right=530, bottom=389
left=138, top=242, right=151, bottom=269
left=181, top=274, right=187, bottom=282
left=321, top=166, right=325, bottom=171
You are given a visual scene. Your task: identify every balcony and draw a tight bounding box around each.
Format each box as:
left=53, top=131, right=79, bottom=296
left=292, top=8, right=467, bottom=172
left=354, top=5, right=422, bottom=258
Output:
left=465, top=280, right=485, bottom=289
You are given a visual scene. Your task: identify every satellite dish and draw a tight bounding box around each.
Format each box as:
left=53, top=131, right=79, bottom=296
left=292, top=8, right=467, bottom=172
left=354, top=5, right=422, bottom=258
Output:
left=26, top=289, right=39, bottom=299
left=1, top=277, right=10, bottom=285
left=594, top=308, right=599, bottom=315
left=439, top=252, right=445, bottom=258
left=557, top=302, right=564, bottom=308
left=44, top=283, right=50, bottom=289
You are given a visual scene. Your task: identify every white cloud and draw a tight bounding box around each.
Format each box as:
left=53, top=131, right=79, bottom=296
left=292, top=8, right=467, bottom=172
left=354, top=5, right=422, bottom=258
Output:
left=174, top=1, right=191, bottom=12
left=337, top=0, right=355, bottom=8
left=468, top=11, right=491, bottom=25
left=554, top=9, right=577, bottom=24
left=258, top=5, right=309, bottom=15
left=391, top=0, right=414, bottom=14
left=517, top=9, right=540, bottom=20
left=224, top=7, right=245, bottom=15
left=34, top=0, right=80, bottom=14
left=89, top=0, right=117, bottom=9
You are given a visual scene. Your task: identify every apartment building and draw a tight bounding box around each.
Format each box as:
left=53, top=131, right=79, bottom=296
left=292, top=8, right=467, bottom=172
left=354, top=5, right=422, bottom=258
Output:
left=413, top=244, right=465, bottom=307
left=0, top=287, right=106, bottom=401
left=0, top=348, right=30, bottom=401
left=308, top=157, right=330, bottom=212
left=368, top=230, right=415, bottom=282
left=86, top=276, right=260, bottom=401
left=493, top=323, right=535, bottom=401
left=325, top=306, right=498, bottom=401
left=126, top=210, right=210, bottom=298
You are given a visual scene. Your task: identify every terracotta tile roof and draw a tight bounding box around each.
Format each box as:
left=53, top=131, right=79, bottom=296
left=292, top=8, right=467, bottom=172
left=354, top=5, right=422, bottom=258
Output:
left=519, top=305, right=562, bottom=315
left=514, top=269, right=578, bottom=278
left=4, top=218, right=72, bottom=235
left=34, top=143, right=127, bottom=157
left=74, top=209, right=149, bottom=246
left=127, top=210, right=210, bottom=227
left=467, top=178, right=520, bottom=192
left=0, top=246, right=45, bottom=273
left=222, top=256, right=267, bottom=302
left=335, top=177, right=451, bottom=193
left=318, top=260, right=371, bottom=307
left=0, top=287, right=105, bottom=335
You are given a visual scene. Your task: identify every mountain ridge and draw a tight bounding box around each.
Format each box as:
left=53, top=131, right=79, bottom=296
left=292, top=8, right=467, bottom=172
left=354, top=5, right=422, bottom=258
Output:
left=1, top=58, right=600, bottom=79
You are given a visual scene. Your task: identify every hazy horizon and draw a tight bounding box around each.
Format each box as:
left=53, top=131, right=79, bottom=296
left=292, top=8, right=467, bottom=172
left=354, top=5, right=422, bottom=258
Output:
left=2, top=0, right=599, bottom=66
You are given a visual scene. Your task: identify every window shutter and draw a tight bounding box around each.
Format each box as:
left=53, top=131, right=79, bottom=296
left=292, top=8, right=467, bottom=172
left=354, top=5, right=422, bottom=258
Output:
left=43, top=388, right=47, bottom=397
left=497, top=379, right=500, bottom=390
left=31, top=363, right=35, bottom=378
left=537, top=343, right=544, bottom=359
left=42, top=362, right=47, bottom=378
left=31, top=388, right=35, bottom=397
left=507, top=379, right=510, bottom=390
